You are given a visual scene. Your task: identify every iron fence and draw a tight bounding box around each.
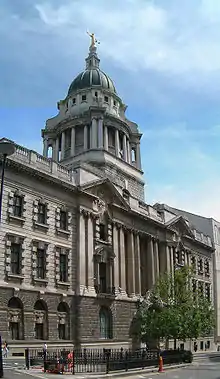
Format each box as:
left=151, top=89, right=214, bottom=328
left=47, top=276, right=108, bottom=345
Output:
left=26, top=346, right=192, bottom=374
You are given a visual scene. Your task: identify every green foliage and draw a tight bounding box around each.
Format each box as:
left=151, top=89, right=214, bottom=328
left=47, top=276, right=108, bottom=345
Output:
left=136, top=265, right=214, bottom=345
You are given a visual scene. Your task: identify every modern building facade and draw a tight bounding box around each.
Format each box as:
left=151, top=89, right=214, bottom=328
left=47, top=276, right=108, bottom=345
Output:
left=0, top=37, right=215, bottom=352
left=154, top=203, right=220, bottom=347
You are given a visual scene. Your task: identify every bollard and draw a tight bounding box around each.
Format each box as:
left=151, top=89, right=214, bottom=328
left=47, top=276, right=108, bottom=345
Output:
left=0, top=335, right=3, bottom=378
left=25, top=348, right=30, bottom=370
left=158, top=355, right=164, bottom=373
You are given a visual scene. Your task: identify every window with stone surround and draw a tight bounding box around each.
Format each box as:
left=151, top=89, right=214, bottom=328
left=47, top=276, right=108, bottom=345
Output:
left=11, top=242, right=22, bottom=275
left=190, top=255, right=196, bottom=273
left=38, top=203, right=47, bottom=224
left=60, top=210, right=68, bottom=231
left=55, top=207, right=71, bottom=234
left=5, top=235, right=24, bottom=278
left=36, top=248, right=46, bottom=279
left=8, top=190, right=26, bottom=220
left=13, top=194, right=23, bottom=217
left=60, top=252, right=68, bottom=282
left=99, top=307, right=113, bottom=339
left=33, top=199, right=48, bottom=227
left=55, top=247, right=70, bottom=285
left=32, top=241, right=48, bottom=282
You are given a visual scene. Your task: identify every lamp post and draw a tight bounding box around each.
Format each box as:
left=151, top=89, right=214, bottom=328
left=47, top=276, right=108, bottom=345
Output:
left=0, top=141, right=15, bottom=224
left=0, top=141, right=15, bottom=378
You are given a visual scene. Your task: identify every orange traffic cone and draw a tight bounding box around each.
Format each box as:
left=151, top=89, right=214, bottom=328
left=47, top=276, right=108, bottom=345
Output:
left=158, top=355, right=164, bottom=372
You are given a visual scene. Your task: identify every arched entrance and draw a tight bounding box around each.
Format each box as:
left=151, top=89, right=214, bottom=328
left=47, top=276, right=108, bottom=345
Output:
left=8, top=297, right=24, bottom=340
left=34, top=300, right=48, bottom=340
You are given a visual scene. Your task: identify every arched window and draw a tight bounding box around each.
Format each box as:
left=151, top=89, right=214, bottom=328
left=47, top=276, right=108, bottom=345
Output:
left=99, top=307, right=113, bottom=339
left=8, top=297, right=23, bottom=340
left=34, top=300, right=48, bottom=340
left=57, top=302, right=70, bottom=340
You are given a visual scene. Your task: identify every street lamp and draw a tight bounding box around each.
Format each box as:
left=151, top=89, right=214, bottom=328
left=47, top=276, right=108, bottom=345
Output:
left=0, top=141, right=15, bottom=224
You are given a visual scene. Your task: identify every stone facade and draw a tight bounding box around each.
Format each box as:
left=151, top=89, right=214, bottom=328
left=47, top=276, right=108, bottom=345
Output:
left=0, top=39, right=215, bottom=352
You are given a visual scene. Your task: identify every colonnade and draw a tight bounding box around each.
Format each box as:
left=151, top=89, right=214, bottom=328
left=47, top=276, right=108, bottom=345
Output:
left=43, top=118, right=141, bottom=170
left=78, top=209, right=177, bottom=298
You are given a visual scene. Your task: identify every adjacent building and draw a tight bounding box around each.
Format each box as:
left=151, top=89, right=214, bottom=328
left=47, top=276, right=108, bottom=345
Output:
left=0, top=38, right=215, bottom=352
left=154, top=203, right=220, bottom=347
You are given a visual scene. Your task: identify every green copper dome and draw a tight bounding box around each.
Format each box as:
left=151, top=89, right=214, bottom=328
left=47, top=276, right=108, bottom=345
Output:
left=68, top=68, right=117, bottom=95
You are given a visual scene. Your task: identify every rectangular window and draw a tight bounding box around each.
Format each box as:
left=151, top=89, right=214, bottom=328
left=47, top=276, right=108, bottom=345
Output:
left=38, top=203, right=47, bottom=224
left=108, top=128, right=115, bottom=147
left=60, top=210, right=68, bottom=231
left=99, top=262, right=107, bottom=293
left=205, top=260, right=210, bottom=276
left=82, top=95, right=86, bottom=101
left=205, top=283, right=211, bottom=301
left=58, top=324, right=66, bottom=340
left=104, top=96, right=108, bottom=103
left=13, top=195, right=23, bottom=217
left=72, top=98, right=76, bottom=104
left=10, top=322, right=19, bottom=340
left=37, top=248, right=46, bottom=279
left=11, top=243, right=21, bottom=275
left=99, top=223, right=107, bottom=241
left=35, top=324, right=44, bottom=340
left=60, top=252, right=68, bottom=282
left=198, top=259, right=203, bottom=274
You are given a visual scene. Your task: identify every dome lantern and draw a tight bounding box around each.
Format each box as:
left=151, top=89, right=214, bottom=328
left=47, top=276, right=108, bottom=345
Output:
left=67, top=32, right=117, bottom=96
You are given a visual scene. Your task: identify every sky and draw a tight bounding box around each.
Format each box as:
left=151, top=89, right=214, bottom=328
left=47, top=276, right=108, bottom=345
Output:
left=1, top=0, right=220, bottom=220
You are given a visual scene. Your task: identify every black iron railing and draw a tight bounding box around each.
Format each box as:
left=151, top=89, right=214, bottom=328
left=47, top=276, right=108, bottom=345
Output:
left=25, top=347, right=193, bottom=374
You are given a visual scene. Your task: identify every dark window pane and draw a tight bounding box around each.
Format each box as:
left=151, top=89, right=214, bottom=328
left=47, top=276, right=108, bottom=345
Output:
left=60, top=211, right=67, bottom=230
left=99, top=224, right=107, bottom=241
left=37, top=249, right=46, bottom=279
left=38, top=203, right=46, bottom=224
left=60, top=253, right=68, bottom=282
left=10, top=322, right=19, bottom=340
left=35, top=324, right=44, bottom=340
left=99, top=308, right=112, bottom=339
left=58, top=324, right=66, bottom=340
left=13, top=195, right=23, bottom=217
left=11, top=243, right=21, bottom=275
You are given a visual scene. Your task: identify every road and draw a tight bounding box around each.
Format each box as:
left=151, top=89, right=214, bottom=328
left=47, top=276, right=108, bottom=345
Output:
left=2, top=354, right=220, bottom=379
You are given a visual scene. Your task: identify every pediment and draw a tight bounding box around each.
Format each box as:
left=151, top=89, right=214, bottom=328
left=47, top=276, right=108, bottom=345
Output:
left=80, top=178, right=130, bottom=211
left=165, top=215, right=194, bottom=239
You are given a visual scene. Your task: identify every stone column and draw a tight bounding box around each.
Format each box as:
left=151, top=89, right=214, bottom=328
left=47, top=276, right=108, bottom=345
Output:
left=55, top=138, right=59, bottom=161
left=127, top=140, right=131, bottom=164
left=113, top=224, right=120, bottom=294
left=115, top=129, right=120, bottom=157
left=136, top=142, right=141, bottom=169
left=61, top=131, right=66, bottom=160
left=147, top=237, right=155, bottom=288
left=84, top=125, right=88, bottom=150
left=91, top=118, right=97, bottom=148
left=134, top=233, right=141, bottom=295
left=104, top=126, right=108, bottom=150
left=87, top=215, right=95, bottom=294
left=79, top=211, right=86, bottom=294
left=166, top=245, right=171, bottom=273
left=43, top=139, right=48, bottom=157
left=154, top=239, right=160, bottom=279
left=71, top=127, right=75, bottom=156
left=123, top=134, right=128, bottom=162
left=52, top=141, right=56, bottom=160
left=127, top=231, right=135, bottom=297
left=119, top=227, right=127, bottom=296
left=98, top=118, right=104, bottom=148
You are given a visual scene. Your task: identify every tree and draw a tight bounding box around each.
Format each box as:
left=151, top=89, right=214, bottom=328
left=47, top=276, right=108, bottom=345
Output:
left=135, top=266, right=214, bottom=348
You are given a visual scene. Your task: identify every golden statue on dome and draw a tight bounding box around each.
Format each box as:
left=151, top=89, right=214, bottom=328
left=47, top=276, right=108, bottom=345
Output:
left=87, top=31, right=99, bottom=48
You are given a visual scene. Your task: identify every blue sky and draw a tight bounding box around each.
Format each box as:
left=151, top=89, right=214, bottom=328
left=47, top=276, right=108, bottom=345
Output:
left=1, top=0, right=220, bottom=219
